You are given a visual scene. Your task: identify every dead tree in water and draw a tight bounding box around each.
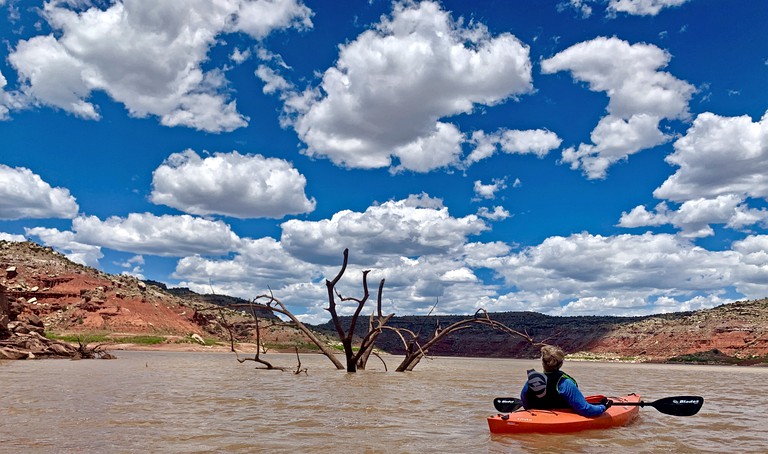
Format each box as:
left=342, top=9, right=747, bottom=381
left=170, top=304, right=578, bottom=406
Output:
left=323, top=250, right=537, bottom=372
left=207, top=291, right=342, bottom=371
left=234, top=308, right=283, bottom=370
left=223, top=248, right=387, bottom=372
left=223, top=249, right=536, bottom=373
left=325, top=249, right=395, bottom=372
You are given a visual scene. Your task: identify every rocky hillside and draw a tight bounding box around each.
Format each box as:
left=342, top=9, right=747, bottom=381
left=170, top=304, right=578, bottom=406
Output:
left=0, top=241, right=299, bottom=358
left=588, top=299, right=768, bottom=363
left=1, top=241, right=212, bottom=336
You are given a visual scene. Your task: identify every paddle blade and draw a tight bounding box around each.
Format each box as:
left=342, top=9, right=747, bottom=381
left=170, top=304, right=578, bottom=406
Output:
left=493, top=397, right=523, bottom=413
left=649, top=396, right=704, bottom=416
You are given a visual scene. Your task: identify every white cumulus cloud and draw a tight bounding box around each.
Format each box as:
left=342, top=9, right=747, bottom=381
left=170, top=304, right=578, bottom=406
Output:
left=281, top=0, right=533, bottom=172
left=0, top=165, right=79, bottom=220
left=280, top=193, right=489, bottom=264
left=473, top=178, right=508, bottom=200
left=466, top=129, right=561, bottom=165
left=608, top=0, right=690, bottom=16
left=617, top=202, right=671, bottom=228
left=7, top=0, right=313, bottom=132
left=488, top=232, right=743, bottom=315
left=561, top=114, right=666, bottom=178
left=656, top=111, right=768, bottom=202
left=256, top=65, right=293, bottom=95
left=620, top=111, right=768, bottom=236
left=174, top=236, right=318, bottom=291
left=477, top=206, right=511, bottom=221
left=71, top=213, right=241, bottom=257
left=150, top=149, right=316, bottom=219
left=541, top=36, right=695, bottom=179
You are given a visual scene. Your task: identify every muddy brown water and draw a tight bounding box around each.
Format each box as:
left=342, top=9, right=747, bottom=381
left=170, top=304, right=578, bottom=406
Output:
left=1, top=351, right=766, bottom=453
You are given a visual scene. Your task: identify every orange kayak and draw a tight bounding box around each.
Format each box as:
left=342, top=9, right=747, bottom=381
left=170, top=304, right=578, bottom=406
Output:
left=488, top=393, right=641, bottom=434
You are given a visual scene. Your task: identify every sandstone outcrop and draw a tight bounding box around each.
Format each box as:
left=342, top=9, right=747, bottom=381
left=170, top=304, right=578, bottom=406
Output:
left=1, top=283, right=110, bottom=359
left=587, top=299, right=768, bottom=362
left=1, top=241, right=211, bottom=336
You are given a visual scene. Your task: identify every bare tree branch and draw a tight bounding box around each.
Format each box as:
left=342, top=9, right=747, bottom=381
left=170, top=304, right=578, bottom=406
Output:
left=227, top=292, right=345, bottom=370
left=294, top=347, right=308, bottom=375
left=393, top=309, right=536, bottom=371
left=355, top=278, right=393, bottom=370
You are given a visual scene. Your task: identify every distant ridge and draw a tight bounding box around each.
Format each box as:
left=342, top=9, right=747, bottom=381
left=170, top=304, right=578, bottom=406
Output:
left=314, top=300, right=768, bottom=364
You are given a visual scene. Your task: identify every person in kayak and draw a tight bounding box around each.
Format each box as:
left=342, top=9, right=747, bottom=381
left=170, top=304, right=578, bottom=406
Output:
left=520, top=345, right=611, bottom=417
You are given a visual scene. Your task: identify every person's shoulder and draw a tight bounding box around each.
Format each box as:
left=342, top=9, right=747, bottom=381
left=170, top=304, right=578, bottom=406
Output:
left=560, top=371, right=575, bottom=380
left=558, top=372, right=578, bottom=387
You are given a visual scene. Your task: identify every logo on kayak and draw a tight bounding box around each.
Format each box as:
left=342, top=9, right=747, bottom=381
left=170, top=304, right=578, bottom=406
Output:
left=673, top=399, right=700, bottom=404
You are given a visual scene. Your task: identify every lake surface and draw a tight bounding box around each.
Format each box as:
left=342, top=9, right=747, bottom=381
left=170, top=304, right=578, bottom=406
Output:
left=1, top=351, right=766, bottom=453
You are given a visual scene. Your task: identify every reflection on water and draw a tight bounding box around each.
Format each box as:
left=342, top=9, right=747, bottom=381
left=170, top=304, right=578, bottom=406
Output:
left=1, top=351, right=767, bottom=453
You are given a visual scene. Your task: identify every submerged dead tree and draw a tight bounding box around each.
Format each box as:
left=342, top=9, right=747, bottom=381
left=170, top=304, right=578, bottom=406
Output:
left=202, top=300, right=311, bottom=372
left=223, top=249, right=389, bottom=372
left=325, top=249, right=394, bottom=372
left=223, top=249, right=537, bottom=373
left=323, top=249, right=536, bottom=372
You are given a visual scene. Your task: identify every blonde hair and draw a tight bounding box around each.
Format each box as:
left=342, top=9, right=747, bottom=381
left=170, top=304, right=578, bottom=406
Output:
left=541, top=345, right=565, bottom=373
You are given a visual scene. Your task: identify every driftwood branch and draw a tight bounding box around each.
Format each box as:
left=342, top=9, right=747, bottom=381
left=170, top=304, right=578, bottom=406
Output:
left=226, top=292, right=345, bottom=370
left=392, top=309, right=536, bottom=371
left=232, top=307, right=286, bottom=371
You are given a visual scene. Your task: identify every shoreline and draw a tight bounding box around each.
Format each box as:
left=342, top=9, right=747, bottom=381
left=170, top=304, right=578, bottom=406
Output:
left=104, top=341, right=274, bottom=354
left=98, top=343, right=768, bottom=367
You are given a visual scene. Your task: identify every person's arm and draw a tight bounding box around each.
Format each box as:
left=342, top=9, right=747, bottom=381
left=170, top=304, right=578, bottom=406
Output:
left=557, top=379, right=606, bottom=417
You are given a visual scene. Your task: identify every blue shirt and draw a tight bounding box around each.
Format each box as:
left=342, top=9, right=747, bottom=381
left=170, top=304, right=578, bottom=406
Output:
left=521, top=377, right=606, bottom=417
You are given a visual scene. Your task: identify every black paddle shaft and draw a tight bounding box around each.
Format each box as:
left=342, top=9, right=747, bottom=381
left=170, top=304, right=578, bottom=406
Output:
left=492, top=395, right=704, bottom=416
left=619, top=396, right=704, bottom=416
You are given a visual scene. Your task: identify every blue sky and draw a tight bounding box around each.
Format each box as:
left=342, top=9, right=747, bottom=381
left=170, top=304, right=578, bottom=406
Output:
left=1, top=0, right=767, bottom=324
